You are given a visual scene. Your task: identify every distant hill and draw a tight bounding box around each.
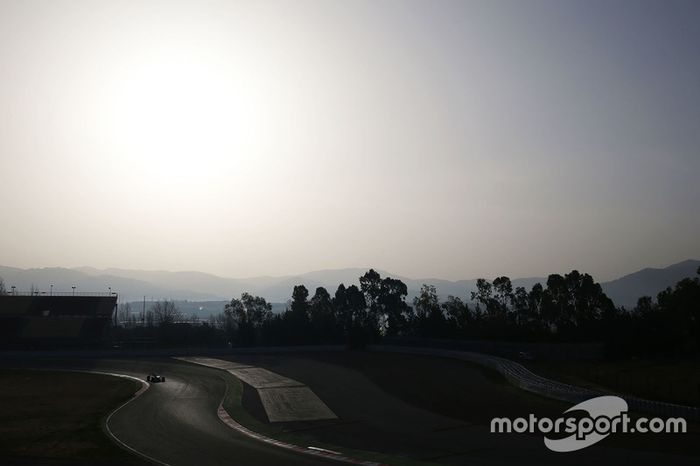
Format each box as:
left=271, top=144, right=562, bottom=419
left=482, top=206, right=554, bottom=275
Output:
left=600, top=259, right=700, bottom=309
left=2, top=260, right=698, bottom=308
left=64, top=267, right=545, bottom=303
left=0, top=265, right=215, bottom=302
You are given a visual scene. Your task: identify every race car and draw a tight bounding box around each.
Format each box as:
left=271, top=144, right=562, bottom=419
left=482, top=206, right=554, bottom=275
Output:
left=147, top=373, right=166, bottom=383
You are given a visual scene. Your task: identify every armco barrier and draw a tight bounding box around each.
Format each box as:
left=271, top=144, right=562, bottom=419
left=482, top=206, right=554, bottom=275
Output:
left=369, top=345, right=700, bottom=422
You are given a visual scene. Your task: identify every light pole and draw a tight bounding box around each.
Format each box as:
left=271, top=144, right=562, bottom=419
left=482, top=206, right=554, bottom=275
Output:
left=72, top=286, right=76, bottom=296
left=50, top=284, right=53, bottom=296
left=108, top=286, right=112, bottom=295
left=11, top=286, right=15, bottom=295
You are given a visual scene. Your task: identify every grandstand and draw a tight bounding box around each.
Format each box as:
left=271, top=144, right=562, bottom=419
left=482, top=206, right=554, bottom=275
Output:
left=0, top=293, right=117, bottom=348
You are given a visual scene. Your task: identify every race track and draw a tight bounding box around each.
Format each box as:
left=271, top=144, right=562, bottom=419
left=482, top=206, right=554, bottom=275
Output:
left=105, top=359, right=344, bottom=466
left=3, top=352, right=699, bottom=466
left=6, top=358, right=337, bottom=466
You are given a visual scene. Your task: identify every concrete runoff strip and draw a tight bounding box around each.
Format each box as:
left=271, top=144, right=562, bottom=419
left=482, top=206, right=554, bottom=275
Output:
left=177, top=357, right=306, bottom=389
left=174, top=356, right=254, bottom=371
left=258, top=386, right=337, bottom=422
left=231, top=367, right=305, bottom=389
left=176, top=356, right=337, bottom=422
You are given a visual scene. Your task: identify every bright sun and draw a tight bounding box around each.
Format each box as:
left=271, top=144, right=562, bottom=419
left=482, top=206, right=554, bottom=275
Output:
left=109, top=53, right=246, bottom=183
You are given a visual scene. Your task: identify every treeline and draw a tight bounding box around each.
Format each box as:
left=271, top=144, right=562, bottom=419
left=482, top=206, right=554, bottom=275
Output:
left=110, top=267, right=700, bottom=356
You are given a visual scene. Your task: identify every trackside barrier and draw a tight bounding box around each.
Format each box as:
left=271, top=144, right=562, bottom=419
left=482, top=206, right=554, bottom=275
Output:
left=369, top=345, right=700, bottom=422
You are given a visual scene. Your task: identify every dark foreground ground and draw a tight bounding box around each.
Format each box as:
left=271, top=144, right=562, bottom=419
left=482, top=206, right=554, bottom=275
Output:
left=1, top=357, right=336, bottom=466
left=0, top=370, right=148, bottom=466
left=218, top=351, right=700, bottom=465
left=525, top=357, right=700, bottom=407
left=1, top=350, right=698, bottom=466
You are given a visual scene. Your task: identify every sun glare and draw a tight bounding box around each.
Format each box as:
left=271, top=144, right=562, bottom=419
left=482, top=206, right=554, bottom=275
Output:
left=110, top=54, right=245, bottom=179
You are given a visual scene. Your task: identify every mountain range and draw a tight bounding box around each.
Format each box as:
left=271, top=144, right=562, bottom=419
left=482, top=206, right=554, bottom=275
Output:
left=1, top=260, right=698, bottom=309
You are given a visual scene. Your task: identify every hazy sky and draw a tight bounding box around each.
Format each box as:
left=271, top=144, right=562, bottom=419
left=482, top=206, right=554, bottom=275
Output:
left=1, top=0, right=698, bottom=281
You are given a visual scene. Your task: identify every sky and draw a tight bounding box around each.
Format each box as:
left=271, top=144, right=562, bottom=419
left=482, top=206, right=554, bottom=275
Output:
left=1, top=0, right=699, bottom=282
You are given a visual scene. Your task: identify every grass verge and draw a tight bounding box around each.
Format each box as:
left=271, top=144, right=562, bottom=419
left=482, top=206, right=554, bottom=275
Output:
left=220, top=371, right=439, bottom=466
left=0, top=369, right=148, bottom=466
left=526, top=357, right=700, bottom=407
left=306, top=351, right=700, bottom=457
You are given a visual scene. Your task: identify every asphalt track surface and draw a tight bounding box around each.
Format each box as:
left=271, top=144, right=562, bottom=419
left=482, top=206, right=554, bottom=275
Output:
left=3, top=353, right=699, bottom=466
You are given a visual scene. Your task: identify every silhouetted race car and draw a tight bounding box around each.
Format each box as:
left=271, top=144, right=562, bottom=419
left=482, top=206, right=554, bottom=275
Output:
left=147, top=374, right=165, bottom=383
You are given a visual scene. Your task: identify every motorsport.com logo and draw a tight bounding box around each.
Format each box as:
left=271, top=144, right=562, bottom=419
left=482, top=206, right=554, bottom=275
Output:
left=490, top=396, right=687, bottom=452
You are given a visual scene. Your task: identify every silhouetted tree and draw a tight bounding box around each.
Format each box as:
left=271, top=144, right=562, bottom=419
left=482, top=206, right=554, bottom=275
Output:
left=442, top=295, right=471, bottom=334
left=414, top=284, right=445, bottom=336
left=224, top=293, right=272, bottom=346
left=545, top=273, right=568, bottom=331
left=359, top=269, right=382, bottom=335
left=655, top=273, right=700, bottom=352
left=379, top=277, right=412, bottom=336
left=492, top=276, right=513, bottom=320
left=152, top=300, right=181, bottom=326
left=282, top=285, right=312, bottom=344
left=543, top=271, right=615, bottom=336
left=471, top=278, right=497, bottom=319
left=511, top=286, right=529, bottom=326
left=333, top=283, right=352, bottom=336
left=527, top=283, right=545, bottom=329
left=333, top=283, right=369, bottom=347
left=310, top=286, right=338, bottom=343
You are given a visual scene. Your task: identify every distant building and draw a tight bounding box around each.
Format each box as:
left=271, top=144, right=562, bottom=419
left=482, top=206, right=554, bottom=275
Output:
left=0, top=293, right=116, bottom=348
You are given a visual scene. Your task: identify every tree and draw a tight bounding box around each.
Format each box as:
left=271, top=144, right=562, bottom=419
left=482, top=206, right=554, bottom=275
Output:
left=280, top=285, right=312, bottom=344
left=442, top=295, right=471, bottom=333
left=526, top=283, right=545, bottom=331
left=309, top=286, right=337, bottom=342
left=0, top=277, right=6, bottom=295
left=655, top=275, right=700, bottom=352
left=333, top=284, right=351, bottom=335
left=511, top=286, right=529, bottom=326
left=359, top=269, right=382, bottom=334
left=151, top=300, right=182, bottom=326
left=379, top=277, right=412, bottom=337
left=224, top=293, right=273, bottom=346
left=413, top=284, right=444, bottom=336
left=540, top=271, right=615, bottom=336
left=544, top=273, right=568, bottom=330
left=334, top=283, right=369, bottom=346
left=291, top=285, right=310, bottom=319
left=493, top=276, right=513, bottom=314
left=471, top=278, right=500, bottom=320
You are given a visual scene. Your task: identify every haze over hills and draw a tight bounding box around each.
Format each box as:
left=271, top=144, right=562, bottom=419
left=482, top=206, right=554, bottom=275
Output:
left=600, top=259, right=700, bottom=309
left=2, top=260, right=699, bottom=309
